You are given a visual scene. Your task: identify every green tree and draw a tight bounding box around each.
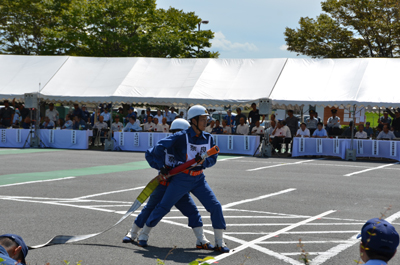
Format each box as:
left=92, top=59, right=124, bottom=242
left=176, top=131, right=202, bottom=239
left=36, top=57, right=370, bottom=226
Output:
left=284, top=0, right=400, bottom=58
left=0, top=0, right=218, bottom=58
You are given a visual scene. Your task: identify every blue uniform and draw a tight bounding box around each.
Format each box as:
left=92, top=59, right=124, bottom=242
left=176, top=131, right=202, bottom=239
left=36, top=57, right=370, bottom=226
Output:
left=0, top=245, right=22, bottom=265
left=144, top=127, right=226, bottom=230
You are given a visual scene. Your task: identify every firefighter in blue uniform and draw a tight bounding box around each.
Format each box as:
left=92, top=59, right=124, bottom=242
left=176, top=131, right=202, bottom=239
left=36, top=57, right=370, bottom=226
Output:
left=138, top=105, right=229, bottom=253
left=122, top=118, right=213, bottom=250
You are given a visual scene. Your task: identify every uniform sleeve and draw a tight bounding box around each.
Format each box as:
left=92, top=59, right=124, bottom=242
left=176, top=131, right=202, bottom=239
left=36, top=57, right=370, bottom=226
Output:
left=145, top=134, right=181, bottom=170
left=202, top=135, right=218, bottom=169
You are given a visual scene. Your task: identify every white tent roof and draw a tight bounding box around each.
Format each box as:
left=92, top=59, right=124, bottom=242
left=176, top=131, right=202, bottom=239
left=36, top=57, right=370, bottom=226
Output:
left=0, top=55, right=399, bottom=108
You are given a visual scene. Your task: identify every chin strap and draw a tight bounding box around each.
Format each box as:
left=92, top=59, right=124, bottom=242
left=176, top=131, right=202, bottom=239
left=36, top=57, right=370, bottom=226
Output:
left=192, top=116, right=202, bottom=134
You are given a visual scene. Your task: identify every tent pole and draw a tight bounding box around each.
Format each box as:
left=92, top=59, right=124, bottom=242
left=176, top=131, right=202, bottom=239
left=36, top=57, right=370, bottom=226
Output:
left=350, top=104, right=356, bottom=150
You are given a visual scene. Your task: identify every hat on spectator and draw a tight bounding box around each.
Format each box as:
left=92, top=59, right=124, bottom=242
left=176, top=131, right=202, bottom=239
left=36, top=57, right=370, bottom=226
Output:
left=288, top=110, right=294, bottom=113
left=236, top=107, right=241, bottom=111
left=129, top=107, right=134, bottom=110
left=383, top=110, right=388, bottom=114
left=357, top=218, right=399, bottom=253
left=331, top=109, right=337, bottom=113
left=82, top=104, right=86, bottom=107
left=146, top=107, right=151, bottom=111
left=0, top=234, right=28, bottom=264
left=309, top=110, right=315, bottom=114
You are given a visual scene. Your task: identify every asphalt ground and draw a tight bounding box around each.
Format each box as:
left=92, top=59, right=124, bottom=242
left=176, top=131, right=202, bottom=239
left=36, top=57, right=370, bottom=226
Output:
left=1, top=148, right=400, bottom=265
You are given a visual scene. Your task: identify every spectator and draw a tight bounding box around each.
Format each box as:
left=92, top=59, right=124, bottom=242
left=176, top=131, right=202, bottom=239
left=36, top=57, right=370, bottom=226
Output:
left=0, top=100, right=14, bottom=127
left=0, top=233, right=28, bottom=265
left=179, top=111, right=185, bottom=119
left=364, top=122, right=374, bottom=138
left=270, top=113, right=276, bottom=127
left=41, top=116, right=55, bottom=129
left=355, top=124, right=368, bottom=139
left=154, top=110, right=163, bottom=124
left=92, top=115, right=108, bottom=145
left=248, top=102, right=265, bottom=132
left=90, top=109, right=100, bottom=126
left=285, top=110, right=299, bottom=138
left=357, top=218, right=399, bottom=265
left=157, top=117, right=170, bottom=132
left=57, top=118, right=65, bottom=128
left=72, top=103, right=84, bottom=119
left=251, top=120, right=264, bottom=135
left=81, top=105, right=90, bottom=122
left=62, top=114, right=73, bottom=129
left=21, top=116, right=32, bottom=129
left=312, top=122, right=328, bottom=138
left=17, top=104, right=30, bottom=121
left=125, top=107, right=135, bottom=124
left=205, top=120, right=215, bottom=133
left=306, top=110, right=318, bottom=135
left=72, top=115, right=86, bottom=130
left=378, top=111, right=392, bottom=130
left=326, top=109, right=341, bottom=135
left=235, top=108, right=247, bottom=126
left=152, top=118, right=160, bottom=131
left=168, top=107, right=177, bottom=124
left=236, top=117, right=249, bottom=135
left=222, top=120, right=232, bottom=134
left=315, top=112, right=321, bottom=122
left=342, top=121, right=357, bottom=138
left=223, top=109, right=235, bottom=127
left=296, top=122, right=310, bottom=137
left=45, top=103, right=59, bottom=123
left=211, top=120, right=223, bottom=134
left=111, top=116, right=123, bottom=132
left=12, top=109, right=20, bottom=126
left=100, top=108, right=111, bottom=124
left=266, top=120, right=276, bottom=136
left=124, top=116, right=142, bottom=132
left=143, top=116, right=156, bottom=131
left=377, top=124, right=396, bottom=140
left=271, top=121, right=287, bottom=153
left=163, top=106, right=170, bottom=120
left=143, top=108, right=154, bottom=123
left=389, top=108, right=400, bottom=137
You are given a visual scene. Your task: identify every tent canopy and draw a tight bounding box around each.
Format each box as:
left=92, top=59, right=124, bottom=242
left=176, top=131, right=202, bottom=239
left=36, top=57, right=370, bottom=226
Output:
left=0, top=55, right=399, bottom=108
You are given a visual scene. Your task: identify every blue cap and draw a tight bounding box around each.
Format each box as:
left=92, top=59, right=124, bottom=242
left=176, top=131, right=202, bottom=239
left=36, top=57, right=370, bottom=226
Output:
left=129, top=107, right=134, bottom=110
left=0, top=234, right=28, bottom=263
left=357, top=218, right=399, bottom=253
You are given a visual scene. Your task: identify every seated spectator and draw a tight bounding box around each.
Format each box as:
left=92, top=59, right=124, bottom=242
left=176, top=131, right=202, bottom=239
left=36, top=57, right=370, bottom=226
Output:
left=357, top=218, right=399, bottom=265
left=363, top=122, right=373, bottom=137
left=0, top=233, right=28, bottom=265
left=205, top=120, right=215, bottom=133
left=72, top=103, right=84, bottom=119
left=269, top=113, right=276, bottom=128
left=12, top=109, right=20, bottom=126
left=235, top=108, right=247, bottom=126
left=391, top=108, right=400, bottom=137
left=378, top=111, right=392, bottom=130
left=41, top=116, right=55, bottom=129
left=296, top=123, right=310, bottom=137
left=100, top=108, right=111, bottom=125
left=377, top=124, right=396, bottom=140
left=81, top=105, right=90, bottom=122
left=341, top=121, right=357, bottom=138
left=251, top=120, right=264, bottom=135
left=0, top=100, right=14, bottom=127
left=306, top=110, right=318, bottom=135
left=143, top=108, right=154, bottom=124
left=72, top=115, right=86, bottom=130
left=355, top=124, right=367, bottom=139
left=312, top=122, right=328, bottom=138
left=62, top=114, right=73, bottom=130
left=271, top=121, right=287, bottom=153
left=222, top=120, right=232, bottom=134
left=92, top=115, right=108, bottom=146
left=236, top=117, right=249, bottom=135
left=57, top=118, right=65, bottom=128
left=157, top=117, right=170, bottom=133
left=123, top=116, right=142, bottom=132
left=143, top=116, right=156, bottom=132
left=154, top=110, right=163, bottom=124
left=211, top=120, right=223, bottom=134
left=111, top=116, right=123, bottom=132
left=152, top=118, right=160, bottom=131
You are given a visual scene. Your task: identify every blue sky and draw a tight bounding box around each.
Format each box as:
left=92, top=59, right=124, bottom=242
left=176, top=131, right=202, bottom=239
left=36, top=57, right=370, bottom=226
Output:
left=157, top=0, right=323, bottom=58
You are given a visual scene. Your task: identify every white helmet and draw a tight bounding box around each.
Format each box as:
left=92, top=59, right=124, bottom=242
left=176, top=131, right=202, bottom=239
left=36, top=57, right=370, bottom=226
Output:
left=170, top=118, right=190, bottom=131
left=187, top=105, right=209, bottom=120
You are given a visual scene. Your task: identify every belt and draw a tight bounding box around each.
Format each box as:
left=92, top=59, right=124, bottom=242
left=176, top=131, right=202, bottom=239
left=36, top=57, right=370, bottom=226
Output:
left=183, top=169, right=203, bottom=176
left=159, top=180, right=170, bottom=186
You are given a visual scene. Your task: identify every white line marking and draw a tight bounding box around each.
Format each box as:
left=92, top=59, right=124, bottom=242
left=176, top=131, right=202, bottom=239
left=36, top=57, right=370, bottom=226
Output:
left=205, top=210, right=336, bottom=263
left=164, top=216, right=307, bottom=219
left=0, top=177, right=76, bottom=187
left=224, top=231, right=359, bottom=235
left=282, top=252, right=322, bottom=256
left=73, top=186, right=145, bottom=199
left=218, top=156, right=244, bottom=161
left=344, top=162, right=399, bottom=176
left=222, top=188, right=296, bottom=209
left=203, top=222, right=363, bottom=227
left=247, top=159, right=321, bottom=171
left=258, top=240, right=355, bottom=244
left=312, top=210, right=400, bottom=265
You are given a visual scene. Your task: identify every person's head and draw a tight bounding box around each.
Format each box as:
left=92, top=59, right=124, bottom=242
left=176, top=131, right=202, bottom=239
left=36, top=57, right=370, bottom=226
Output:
left=222, top=120, right=227, bottom=127
left=128, top=107, right=133, bottom=114
left=383, top=111, right=388, bottom=118
left=147, top=116, right=153, bottom=123
left=270, top=114, right=275, bottom=121
left=18, top=103, right=24, bottom=110
left=104, top=108, right=109, bottom=113
left=215, top=120, right=220, bottom=127
left=157, top=110, right=161, bottom=116
left=349, top=121, right=354, bottom=128
left=358, top=124, right=364, bottom=132
left=171, top=107, right=175, bottom=113
left=187, top=105, right=209, bottom=132
left=153, top=117, right=158, bottom=124
left=300, top=122, right=306, bottom=130
left=0, top=234, right=28, bottom=264
left=49, top=103, right=54, bottom=111
left=270, top=120, right=276, bottom=128
left=277, top=121, right=283, bottom=128
left=82, top=105, right=86, bottom=111
left=366, top=122, right=370, bottom=128
left=255, top=120, right=260, bottom=127
left=358, top=218, right=399, bottom=263
left=287, top=110, right=294, bottom=117
left=75, top=115, right=81, bottom=122
left=170, top=118, right=190, bottom=134
left=251, top=103, right=257, bottom=111
left=74, top=103, right=79, bottom=110
left=317, top=122, right=323, bottom=130
left=129, top=116, right=136, bottom=124
left=44, top=116, right=50, bottom=123
left=383, top=124, right=389, bottom=133
left=115, top=116, right=119, bottom=122
left=239, top=117, right=245, bottom=125
left=4, top=100, right=9, bottom=107
left=236, top=107, right=242, bottom=114
left=146, top=108, right=151, bottom=115
left=164, top=106, right=169, bottom=111
left=227, top=109, right=232, bottom=116
left=309, top=110, right=315, bottom=118
left=331, top=108, right=337, bottom=117
left=99, top=115, right=104, bottom=122
left=24, top=116, right=31, bottom=123
left=162, top=117, right=167, bottom=124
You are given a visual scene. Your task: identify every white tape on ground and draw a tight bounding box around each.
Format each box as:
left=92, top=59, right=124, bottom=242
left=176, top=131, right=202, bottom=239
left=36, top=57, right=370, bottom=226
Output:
left=0, top=177, right=76, bottom=187
left=344, top=162, right=399, bottom=176
left=218, top=156, right=244, bottom=161
left=73, top=186, right=145, bottom=199
left=247, top=159, right=322, bottom=171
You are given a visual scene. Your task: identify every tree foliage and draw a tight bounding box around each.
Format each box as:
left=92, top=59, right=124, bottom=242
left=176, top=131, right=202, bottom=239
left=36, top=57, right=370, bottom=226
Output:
left=284, top=0, right=400, bottom=58
left=0, top=0, right=218, bottom=58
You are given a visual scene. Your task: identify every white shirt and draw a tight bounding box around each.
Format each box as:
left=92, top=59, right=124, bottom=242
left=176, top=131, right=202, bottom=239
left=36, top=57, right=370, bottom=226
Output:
left=154, top=115, right=163, bottom=124
left=236, top=124, right=249, bottom=135
left=45, top=109, right=59, bottom=122
left=157, top=123, right=169, bottom=132
left=111, top=122, right=123, bottom=132
left=144, top=122, right=156, bottom=131
left=355, top=131, right=368, bottom=139
left=94, top=121, right=108, bottom=130
left=205, top=124, right=214, bottom=133
left=272, top=127, right=286, bottom=137
left=283, top=125, right=292, bottom=138
left=251, top=126, right=264, bottom=135
left=222, top=126, right=232, bottom=134
left=296, top=128, right=310, bottom=137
